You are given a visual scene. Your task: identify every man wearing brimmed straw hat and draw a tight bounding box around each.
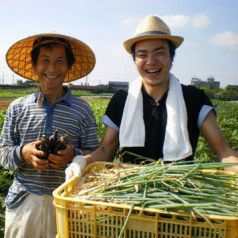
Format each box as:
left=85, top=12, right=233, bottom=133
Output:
left=0, top=33, right=99, bottom=237
left=66, top=15, right=238, bottom=180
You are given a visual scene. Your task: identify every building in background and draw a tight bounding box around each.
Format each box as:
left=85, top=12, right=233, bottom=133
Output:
left=108, top=81, right=129, bottom=91
left=68, top=81, right=129, bottom=93
left=191, top=76, right=220, bottom=89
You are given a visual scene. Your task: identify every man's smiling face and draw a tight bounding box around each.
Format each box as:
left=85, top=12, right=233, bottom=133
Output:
left=33, top=44, right=69, bottom=91
left=134, top=39, right=172, bottom=90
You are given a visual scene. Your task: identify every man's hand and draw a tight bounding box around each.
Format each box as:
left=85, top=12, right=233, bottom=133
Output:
left=21, top=141, right=49, bottom=171
left=48, top=144, right=74, bottom=168
left=65, top=155, right=87, bottom=181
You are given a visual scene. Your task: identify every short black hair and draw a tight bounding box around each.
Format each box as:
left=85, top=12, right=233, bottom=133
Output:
left=31, top=37, right=75, bottom=67
left=131, top=39, right=176, bottom=62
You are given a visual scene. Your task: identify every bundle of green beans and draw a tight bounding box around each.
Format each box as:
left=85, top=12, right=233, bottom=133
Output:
left=76, top=161, right=238, bottom=218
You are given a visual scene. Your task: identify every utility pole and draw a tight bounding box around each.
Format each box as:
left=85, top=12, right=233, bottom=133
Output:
left=85, top=75, right=88, bottom=85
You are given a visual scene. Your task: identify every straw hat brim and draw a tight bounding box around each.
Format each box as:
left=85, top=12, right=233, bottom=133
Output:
left=123, top=34, right=184, bottom=54
left=6, top=33, right=96, bottom=82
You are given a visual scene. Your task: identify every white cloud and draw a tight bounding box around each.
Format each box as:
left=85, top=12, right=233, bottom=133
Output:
left=162, top=15, right=190, bottom=28
left=162, top=14, right=210, bottom=29
left=191, top=15, right=211, bottom=29
left=210, top=31, right=238, bottom=48
left=121, top=14, right=211, bottom=31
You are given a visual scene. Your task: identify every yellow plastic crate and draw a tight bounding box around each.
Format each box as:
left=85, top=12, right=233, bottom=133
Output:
left=53, top=162, right=238, bottom=238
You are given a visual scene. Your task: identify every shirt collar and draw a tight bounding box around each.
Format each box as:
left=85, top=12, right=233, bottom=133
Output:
left=142, top=87, right=168, bottom=104
left=31, top=86, right=73, bottom=106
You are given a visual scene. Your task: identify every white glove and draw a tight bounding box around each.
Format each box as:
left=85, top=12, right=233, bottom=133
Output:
left=65, top=155, right=87, bottom=181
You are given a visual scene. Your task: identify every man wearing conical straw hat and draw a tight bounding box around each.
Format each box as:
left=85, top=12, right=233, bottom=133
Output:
left=0, top=33, right=99, bottom=237
left=66, top=15, right=238, bottom=180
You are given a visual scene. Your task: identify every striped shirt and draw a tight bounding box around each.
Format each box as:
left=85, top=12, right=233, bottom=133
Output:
left=0, top=87, right=98, bottom=208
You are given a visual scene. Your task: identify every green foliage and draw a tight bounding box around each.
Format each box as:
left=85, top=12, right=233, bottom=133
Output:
left=88, top=99, right=108, bottom=141
left=0, top=87, right=37, bottom=98
left=0, top=110, right=6, bottom=132
left=194, top=100, right=238, bottom=162
left=0, top=170, right=13, bottom=237
left=202, top=87, right=238, bottom=101
left=0, top=86, right=111, bottom=98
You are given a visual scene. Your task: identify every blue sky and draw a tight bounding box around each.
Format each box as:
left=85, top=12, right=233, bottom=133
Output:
left=1, top=0, right=238, bottom=87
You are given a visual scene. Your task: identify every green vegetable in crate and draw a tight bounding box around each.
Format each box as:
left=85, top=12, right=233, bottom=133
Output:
left=76, top=161, right=238, bottom=218
left=36, top=130, right=69, bottom=159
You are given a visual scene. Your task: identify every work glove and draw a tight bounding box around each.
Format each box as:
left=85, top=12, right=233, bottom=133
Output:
left=65, top=155, right=87, bottom=181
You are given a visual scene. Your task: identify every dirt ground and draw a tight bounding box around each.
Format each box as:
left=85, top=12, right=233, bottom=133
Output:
left=0, top=97, right=108, bottom=109
left=0, top=98, right=13, bottom=109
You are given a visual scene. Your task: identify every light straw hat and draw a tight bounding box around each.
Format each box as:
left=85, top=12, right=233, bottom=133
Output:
left=6, top=33, right=96, bottom=82
left=123, top=15, right=184, bottom=54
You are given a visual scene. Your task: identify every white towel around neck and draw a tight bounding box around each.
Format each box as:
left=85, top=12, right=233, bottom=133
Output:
left=119, top=73, right=192, bottom=161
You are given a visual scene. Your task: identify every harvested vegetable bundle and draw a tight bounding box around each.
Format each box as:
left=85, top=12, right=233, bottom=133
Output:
left=36, top=130, right=69, bottom=159
left=76, top=161, right=238, bottom=218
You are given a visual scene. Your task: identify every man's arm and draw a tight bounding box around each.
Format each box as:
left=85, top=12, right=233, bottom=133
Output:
left=65, top=127, right=119, bottom=180
left=0, top=106, right=24, bottom=170
left=0, top=104, right=50, bottom=171
left=84, top=127, right=119, bottom=164
left=200, top=111, right=238, bottom=169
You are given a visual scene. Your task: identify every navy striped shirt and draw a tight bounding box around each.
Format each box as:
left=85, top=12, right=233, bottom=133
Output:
left=0, top=87, right=98, bottom=208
